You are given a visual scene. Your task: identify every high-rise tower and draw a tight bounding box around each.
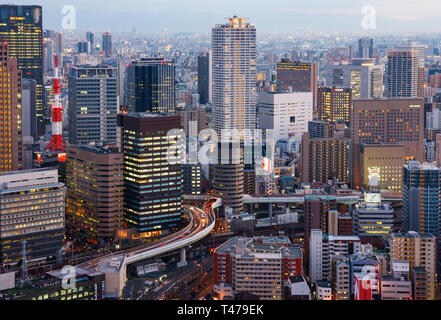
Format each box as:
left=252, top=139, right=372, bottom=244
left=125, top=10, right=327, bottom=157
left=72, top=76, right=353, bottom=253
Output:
left=212, top=16, right=256, bottom=137
left=0, top=5, right=44, bottom=137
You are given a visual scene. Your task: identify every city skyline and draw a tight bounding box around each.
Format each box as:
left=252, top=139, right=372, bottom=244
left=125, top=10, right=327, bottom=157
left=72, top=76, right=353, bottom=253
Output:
left=11, top=0, right=441, bottom=33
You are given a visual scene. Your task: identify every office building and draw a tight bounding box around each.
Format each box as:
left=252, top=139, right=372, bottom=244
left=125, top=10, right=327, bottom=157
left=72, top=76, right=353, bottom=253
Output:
left=197, top=52, right=210, bottom=104
left=77, top=41, right=88, bottom=54
left=182, top=164, right=202, bottom=195
left=0, top=42, right=22, bottom=172
left=0, top=5, right=44, bottom=137
left=331, top=256, right=350, bottom=300
left=403, top=161, right=441, bottom=235
left=102, top=32, right=112, bottom=57
left=276, top=59, right=318, bottom=105
left=68, top=65, right=118, bottom=145
left=358, top=38, right=374, bottom=58
left=390, top=232, right=436, bottom=300
left=323, top=59, right=383, bottom=99
left=117, top=113, right=183, bottom=237
left=212, top=16, right=256, bottom=136
left=352, top=193, right=394, bottom=238
left=316, top=281, right=332, bottom=300
left=127, top=58, right=176, bottom=114
left=213, top=236, right=302, bottom=300
left=66, top=145, right=123, bottom=245
left=352, top=98, right=425, bottom=188
left=0, top=169, right=65, bottom=265
left=317, top=87, right=352, bottom=126
left=257, top=91, right=313, bottom=143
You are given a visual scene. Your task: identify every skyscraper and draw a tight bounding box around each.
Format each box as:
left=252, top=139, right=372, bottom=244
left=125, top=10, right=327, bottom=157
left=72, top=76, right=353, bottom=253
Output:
left=0, top=42, right=22, bottom=172
left=212, top=16, right=256, bottom=137
left=117, top=113, right=183, bottom=237
left=403, top=161, right=441, bottom=235
left=66, top=145, right=124, bottom=245
left=358, top=38, right=374, bottom=58
left=276, top=59, right=318, bottom=106
left=102, top=32, right=112, bottom=57
left=127, top=58, right=176, bottom=114
left=0, top=5, right=44, bottom=137
left=386, top=50, right=421, bottom=98
left=198, top=52, right=210, bottom=104
left=68, top=65, right=119, bottom=145
left=86, top=31, right=94, bottom=53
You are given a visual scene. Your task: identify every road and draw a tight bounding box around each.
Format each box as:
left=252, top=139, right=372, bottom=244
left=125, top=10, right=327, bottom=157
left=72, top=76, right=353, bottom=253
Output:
left=77, top=199, right=219, bottom=271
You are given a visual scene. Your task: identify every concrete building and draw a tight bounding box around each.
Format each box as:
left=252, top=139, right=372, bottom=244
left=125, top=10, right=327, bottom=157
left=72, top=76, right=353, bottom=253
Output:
left=390, top=232, right=436, bottom=300
left=197, top=52, right=211, bottom=105
left=0, top=169, right=65, bottom=265
left=117, top=113, right=183, bottom=237
left=331, top=256, right=350, bottom=300
left=212, top=16, right=256, bottom=137
left=284, top=275, right=311, bottom=300
left=380, top=261, right=412, bottom=300
left=309, top=229, right=361, bottom=283
left=412, top=266, right=428, bottom=300
left=257, top=91, right=313, bottom=143
left=182, top=164, right=202, bottom=195
left=352, top=193, right=394, bottom=238
left=323, top=58, right=383, bottom=99
left=403, top=161, right=441, bottom=235
left=68, top=65, right=118, bottom=145
left=386, top=49, right=422, bottom=98
left=316, top=281, right=332, bottom=300
left=301, top=127, right=350, bottom=184
left=213, top=236, right=302, bottom=300
left=66, top=145, right=123, bottom=245
left=97, top=254, right=126, bottom=299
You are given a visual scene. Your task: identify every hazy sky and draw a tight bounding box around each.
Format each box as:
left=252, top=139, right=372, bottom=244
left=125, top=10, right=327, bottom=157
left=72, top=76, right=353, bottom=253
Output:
left=11, top=0, right=441, bottom=33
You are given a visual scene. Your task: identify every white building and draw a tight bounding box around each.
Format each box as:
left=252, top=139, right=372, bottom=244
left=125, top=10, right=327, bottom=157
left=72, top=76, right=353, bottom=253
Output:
left=212, top=16, right=256, bottom=137
left=316, top=281, right=332, bottom=300
left=257, top=91, right=313, bottom=143
left=309, top=229, right=361, bottom=282
left=0, top=168, right=65, bottom=265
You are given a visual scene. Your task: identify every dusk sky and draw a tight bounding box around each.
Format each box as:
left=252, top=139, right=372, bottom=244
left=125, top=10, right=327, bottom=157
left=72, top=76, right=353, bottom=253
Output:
left=11, top=0, right=441, bottom=33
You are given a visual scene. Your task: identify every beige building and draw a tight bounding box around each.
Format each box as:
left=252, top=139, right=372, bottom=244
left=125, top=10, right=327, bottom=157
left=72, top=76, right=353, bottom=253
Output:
left=360, top=143, right=406, bottom=192
left=352, top=98, right=424, bottom=188
left=390, top=232, right=436, bottom=300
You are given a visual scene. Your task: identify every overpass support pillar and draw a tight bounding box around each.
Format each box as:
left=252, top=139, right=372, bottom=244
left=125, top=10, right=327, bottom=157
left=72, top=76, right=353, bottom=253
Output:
left=177, top=247, right=187, bottom=267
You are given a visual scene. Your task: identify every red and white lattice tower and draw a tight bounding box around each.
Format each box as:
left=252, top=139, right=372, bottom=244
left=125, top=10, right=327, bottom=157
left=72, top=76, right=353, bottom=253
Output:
left=46, top=54, right=66, bottom=152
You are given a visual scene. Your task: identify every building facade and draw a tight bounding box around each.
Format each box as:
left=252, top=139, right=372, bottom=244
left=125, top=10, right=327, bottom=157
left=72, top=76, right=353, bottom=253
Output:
left=68, top=65, right=119, bottom=145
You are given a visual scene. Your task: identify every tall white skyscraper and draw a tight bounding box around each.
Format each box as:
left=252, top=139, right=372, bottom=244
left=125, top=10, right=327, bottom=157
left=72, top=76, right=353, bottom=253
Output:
left=212, top=16, right=257, bottom=137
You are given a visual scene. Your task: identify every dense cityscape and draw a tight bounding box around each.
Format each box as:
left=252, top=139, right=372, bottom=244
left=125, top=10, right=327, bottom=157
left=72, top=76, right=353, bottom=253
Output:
left=1, top=1, right=441, bottom=306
